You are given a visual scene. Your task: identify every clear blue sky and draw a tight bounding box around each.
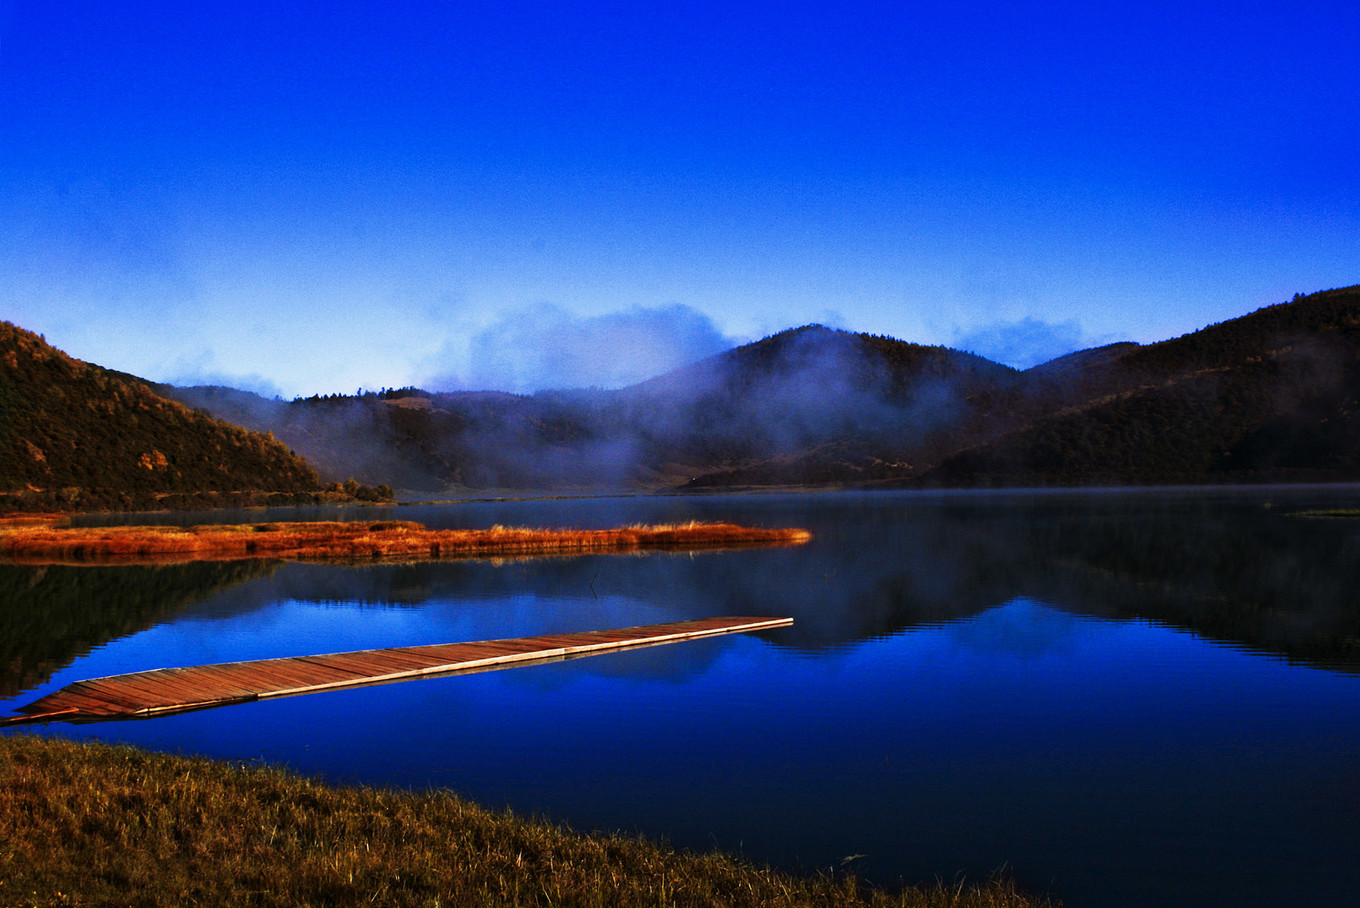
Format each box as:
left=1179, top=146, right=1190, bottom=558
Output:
left=3, top=1, right=1356, bottom=396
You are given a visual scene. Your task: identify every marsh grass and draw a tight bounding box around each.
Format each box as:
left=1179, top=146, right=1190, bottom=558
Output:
left=0, top=520, right=812, bottom=565
left=0, top=735, right=1054, bottom=908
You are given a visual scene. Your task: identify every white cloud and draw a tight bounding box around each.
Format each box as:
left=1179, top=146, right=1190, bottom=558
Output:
left=952, top=317, right=1086, bottom=369
left=426, top=303, right=738, bottom=393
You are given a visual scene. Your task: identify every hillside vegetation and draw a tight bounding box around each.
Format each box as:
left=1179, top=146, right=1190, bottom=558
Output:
left=0, top=321, right=322, bottom=510
left=7, top=286, right=1358, bottom=499
left=164, top=325, right=1030, bottom=491
left=924, top=285, right=1360, bottom=486
left=159, top=286, right=1360, bottom=492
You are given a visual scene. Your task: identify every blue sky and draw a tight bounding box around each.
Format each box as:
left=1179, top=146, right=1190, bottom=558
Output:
left=2, top=1, right=1356, bottom=396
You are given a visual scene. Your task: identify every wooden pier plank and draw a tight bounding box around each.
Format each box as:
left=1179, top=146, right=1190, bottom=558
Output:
left=2, top=616, right=792, bottom=724
left=309, top=651, right=446, bottom=674
left=285, top=656, right=384, bottom=678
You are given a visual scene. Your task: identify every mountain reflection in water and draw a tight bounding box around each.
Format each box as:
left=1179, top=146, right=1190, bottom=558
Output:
left=0, top=560, right=280, bottom=696
left=11, top=487, right=1356, bottom=687
left=3, top=487, right=1359, bottom=908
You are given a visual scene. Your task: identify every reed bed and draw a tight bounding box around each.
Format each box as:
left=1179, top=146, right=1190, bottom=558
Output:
left=0, top=734, right=1056, bottom=908
left=0, top=514, right=69, bottom=528
left=0, top=520, right=812, bottom=565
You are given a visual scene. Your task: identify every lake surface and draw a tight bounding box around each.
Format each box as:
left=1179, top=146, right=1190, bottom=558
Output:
left=5, top=486, right=1360, bottom=907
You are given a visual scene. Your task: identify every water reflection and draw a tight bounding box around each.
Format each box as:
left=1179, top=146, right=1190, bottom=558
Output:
left=3, top=488, right=1360, bottom=908
left=6, top=488, right=1359, bottom=701
left=0, top=560, right=278, bottom=696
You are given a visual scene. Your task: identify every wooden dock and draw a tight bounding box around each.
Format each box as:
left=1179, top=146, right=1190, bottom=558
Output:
left=1, top=616, right=792, bottom=725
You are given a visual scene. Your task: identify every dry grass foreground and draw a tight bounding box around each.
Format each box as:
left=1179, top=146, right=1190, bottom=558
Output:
left=0, top=520, right=812, bottom=565
left=0, top=735, right=1057, bottom=908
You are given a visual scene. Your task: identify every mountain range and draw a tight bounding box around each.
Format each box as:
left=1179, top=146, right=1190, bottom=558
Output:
left=4, top=284, right=1358, bottom=503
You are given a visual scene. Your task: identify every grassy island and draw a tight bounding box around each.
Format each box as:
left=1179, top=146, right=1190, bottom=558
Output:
left=0, top=520, right=812, bottom=565
left=0, top=735, right=1054, bottom=908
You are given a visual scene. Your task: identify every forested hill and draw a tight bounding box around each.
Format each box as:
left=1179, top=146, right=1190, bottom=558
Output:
left=160, top=325, right=1029, bottom=491
left=599, top=325, right=1024, bottom=486
left=921, top=285, right=1360, bottom=486
left=0, top=321, right=322, bottom=511
left=153, top=284, right=1360, bottom=493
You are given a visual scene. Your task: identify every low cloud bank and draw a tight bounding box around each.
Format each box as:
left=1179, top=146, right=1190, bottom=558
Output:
left=953, top=317, right=1085, bottom=370
left=432, top=303, right=738, bottom=394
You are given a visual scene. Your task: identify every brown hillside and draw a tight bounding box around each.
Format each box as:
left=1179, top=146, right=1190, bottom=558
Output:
left=0, top=321, right=321, bottom=510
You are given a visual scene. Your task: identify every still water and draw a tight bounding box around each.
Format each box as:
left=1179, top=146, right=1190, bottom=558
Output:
left=4, top=487, right=1360, bottom=907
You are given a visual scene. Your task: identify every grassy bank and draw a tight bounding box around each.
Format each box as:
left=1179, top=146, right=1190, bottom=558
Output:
left=0, top=520, right=812, bottom=565
left=0, top=735, right=1055, bottom=908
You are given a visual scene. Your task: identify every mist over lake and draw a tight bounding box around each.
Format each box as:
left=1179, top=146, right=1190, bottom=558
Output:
left=4, top=486, right=1359, bottom=908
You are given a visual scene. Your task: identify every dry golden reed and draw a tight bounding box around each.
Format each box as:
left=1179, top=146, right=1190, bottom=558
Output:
left=0, top=519, right=812, bottom=565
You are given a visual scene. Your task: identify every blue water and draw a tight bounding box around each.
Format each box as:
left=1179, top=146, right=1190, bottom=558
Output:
left=6, top=487, right=1360, bottom=907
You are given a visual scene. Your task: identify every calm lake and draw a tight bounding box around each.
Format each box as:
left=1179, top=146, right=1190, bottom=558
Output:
left=4, top=486, right=1360, bottom=907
